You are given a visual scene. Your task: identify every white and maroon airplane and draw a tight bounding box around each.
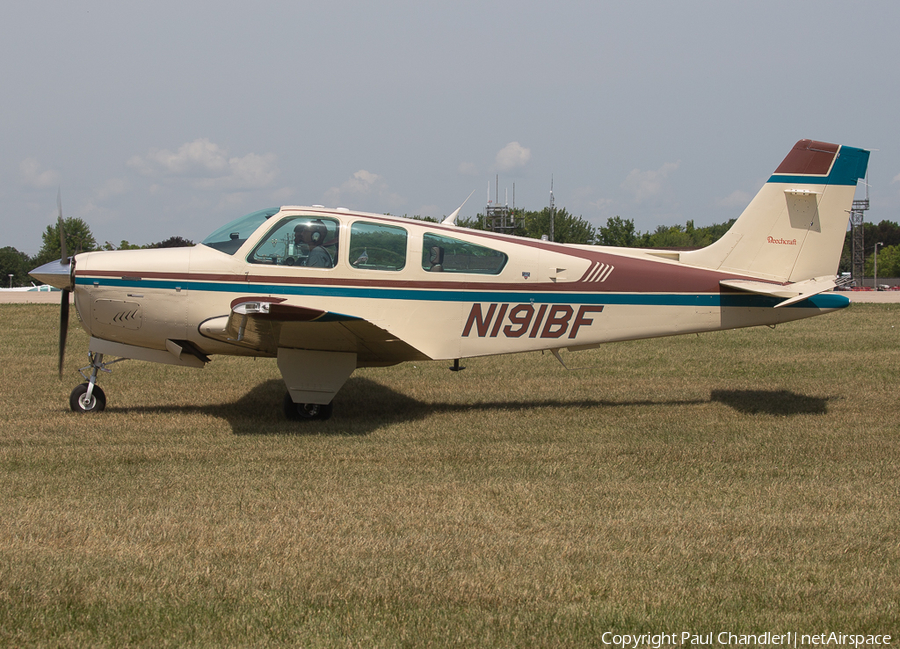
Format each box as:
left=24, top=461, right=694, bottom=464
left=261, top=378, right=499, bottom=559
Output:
left=31, top=139, right=870, bottom=419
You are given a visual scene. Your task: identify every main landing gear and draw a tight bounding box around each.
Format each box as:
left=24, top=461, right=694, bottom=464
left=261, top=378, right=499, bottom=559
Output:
left=68, top=352, right=126, bottom=414
left=282, top=392, right=333, bottom=421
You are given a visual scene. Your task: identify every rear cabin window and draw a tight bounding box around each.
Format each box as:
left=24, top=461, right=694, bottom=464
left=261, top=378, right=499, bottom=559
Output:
left=349, top=222, right=408, bottom=271
left=422, top=233, right=508, bottom=275
left=247, top=216, right=339, bottom=268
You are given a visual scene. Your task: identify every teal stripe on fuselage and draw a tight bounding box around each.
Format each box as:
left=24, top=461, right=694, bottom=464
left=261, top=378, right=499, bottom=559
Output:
left=76, top=276, right=850, bottom=310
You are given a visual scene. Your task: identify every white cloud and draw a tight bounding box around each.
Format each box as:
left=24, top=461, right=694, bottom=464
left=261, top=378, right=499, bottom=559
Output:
left=417, top=204, right=441, bottom=219
left=343, top=170, right=380, bottom=194
left=323, top=170, right=404, bottom=209
left=20, top=158, right=60, bottom=188
left=570, top=186, right=614, bottom=215
left=621, top=161, right=680, bottom=202
left=77, top=178, right=132, bottom=225
left=717, top=189, right=751, bottom=209
left=94, top=178, right=130, bottom=201
left=127, top=139, right=278, bottom=191
left=494, top=142, right=531, bottom=172
left=458, top=161, right=478, bottom=176
left=893, top=172, right=900, bottom=184
left=270, top=186, right=296, bottom=203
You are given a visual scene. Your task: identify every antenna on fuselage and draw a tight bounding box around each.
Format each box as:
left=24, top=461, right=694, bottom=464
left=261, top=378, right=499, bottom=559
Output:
left=442, top=189, right=476, bottom=226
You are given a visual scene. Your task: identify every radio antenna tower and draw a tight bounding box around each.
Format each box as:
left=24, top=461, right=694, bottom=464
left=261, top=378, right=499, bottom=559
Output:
left=549, top=176, right=555, bottom=242
left=850, top=177, right=870, bottom=285
left=484, top=175, right=521, bottom=234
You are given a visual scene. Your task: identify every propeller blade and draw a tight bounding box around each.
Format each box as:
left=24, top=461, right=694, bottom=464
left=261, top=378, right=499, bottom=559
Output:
left=57, top=189, right=68, bottom=263
left=59, top=288, right=70, bottom=378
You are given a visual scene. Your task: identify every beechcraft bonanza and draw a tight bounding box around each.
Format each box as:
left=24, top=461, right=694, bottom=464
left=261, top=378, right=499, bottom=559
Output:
left=31, top=139, right=870, bottom=419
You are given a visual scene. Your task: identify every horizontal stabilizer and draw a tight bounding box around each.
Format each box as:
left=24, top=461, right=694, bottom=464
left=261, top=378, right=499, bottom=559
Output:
left=720, top=276, right=839, bottom=308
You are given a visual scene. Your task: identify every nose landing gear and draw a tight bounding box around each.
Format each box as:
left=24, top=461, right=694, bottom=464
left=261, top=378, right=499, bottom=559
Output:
left=68, top=352, right=126, bottom=414
left=70, top=382, right=106, bottom=413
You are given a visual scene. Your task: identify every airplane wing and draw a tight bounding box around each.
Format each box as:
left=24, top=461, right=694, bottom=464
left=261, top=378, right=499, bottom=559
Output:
left=199, top=297, right=429, bottom=364
left=720, top=275, right=845, bottom=308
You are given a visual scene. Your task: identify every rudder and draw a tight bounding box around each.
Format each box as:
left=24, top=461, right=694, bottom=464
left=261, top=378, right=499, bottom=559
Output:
left=682, top=140, right=869, bottom=282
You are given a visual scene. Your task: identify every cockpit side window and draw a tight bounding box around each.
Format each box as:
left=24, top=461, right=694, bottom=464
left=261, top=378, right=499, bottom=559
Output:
left=422, top=233, right=508, bottom=274
left=201, top=207, right=280, bottom=255
left=348, top=222, right=408, bottom=271
left=247, top=216, right=340, bottom=268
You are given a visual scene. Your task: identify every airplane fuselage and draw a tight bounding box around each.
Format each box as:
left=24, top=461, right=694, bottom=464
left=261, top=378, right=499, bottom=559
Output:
left=70, top=207, right=846, bottom=368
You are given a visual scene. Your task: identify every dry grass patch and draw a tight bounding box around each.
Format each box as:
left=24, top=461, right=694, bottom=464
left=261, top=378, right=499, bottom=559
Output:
left=0, top=303, right=898, bottom=646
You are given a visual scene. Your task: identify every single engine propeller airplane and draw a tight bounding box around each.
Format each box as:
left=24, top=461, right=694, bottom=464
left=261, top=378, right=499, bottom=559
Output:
left=31, top=139, right=869, bottom=420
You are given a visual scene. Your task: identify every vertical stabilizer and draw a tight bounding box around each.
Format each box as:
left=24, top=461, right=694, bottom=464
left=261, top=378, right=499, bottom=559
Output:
left=681, top=140, right=869, bottom=282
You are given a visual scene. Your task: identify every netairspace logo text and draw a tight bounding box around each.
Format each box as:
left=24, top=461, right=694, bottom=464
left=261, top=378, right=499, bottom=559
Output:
left=600, top=631, right=892, bottom=648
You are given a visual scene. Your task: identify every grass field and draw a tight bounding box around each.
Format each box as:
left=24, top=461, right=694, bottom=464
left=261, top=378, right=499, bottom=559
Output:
left=1, top=303, right=898, bottom=646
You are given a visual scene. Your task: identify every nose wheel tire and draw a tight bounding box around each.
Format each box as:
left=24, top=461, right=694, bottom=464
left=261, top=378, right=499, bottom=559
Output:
left=283, top=392, right=333, bottom=421
left=70, top=383, right=107, bottom=413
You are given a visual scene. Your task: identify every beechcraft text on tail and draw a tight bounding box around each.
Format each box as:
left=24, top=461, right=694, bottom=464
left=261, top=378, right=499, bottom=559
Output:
left=30, top=139, right=870, bottom=420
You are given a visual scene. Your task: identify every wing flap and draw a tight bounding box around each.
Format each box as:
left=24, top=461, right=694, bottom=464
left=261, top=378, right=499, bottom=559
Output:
left=199, top=298, right=428, bottom=363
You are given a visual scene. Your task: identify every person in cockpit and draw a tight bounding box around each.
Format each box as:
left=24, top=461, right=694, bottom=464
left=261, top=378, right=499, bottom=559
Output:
left=295, top=220, right=334, bottom=268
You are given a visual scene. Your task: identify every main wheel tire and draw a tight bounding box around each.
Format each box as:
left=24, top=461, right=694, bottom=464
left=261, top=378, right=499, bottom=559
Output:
left=283, top=392, right=333, bottom=421
left=69, top=383, right=107, bottom=413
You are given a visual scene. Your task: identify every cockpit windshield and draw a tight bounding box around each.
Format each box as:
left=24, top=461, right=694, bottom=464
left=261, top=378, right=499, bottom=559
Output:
left=200, top=207, right=280, bottom=255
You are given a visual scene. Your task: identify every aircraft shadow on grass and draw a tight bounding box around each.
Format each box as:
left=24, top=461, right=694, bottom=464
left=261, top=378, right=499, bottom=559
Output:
left=709, top=389, right=829, bottom=416
left=104, top=378, right=829, bottom=436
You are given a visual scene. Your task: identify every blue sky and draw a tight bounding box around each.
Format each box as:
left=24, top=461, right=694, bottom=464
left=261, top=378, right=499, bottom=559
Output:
left=3, top=1, right=898, bottom=255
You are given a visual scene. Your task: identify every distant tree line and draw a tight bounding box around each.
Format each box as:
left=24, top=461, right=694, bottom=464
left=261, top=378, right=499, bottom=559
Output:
left=451, top=210, right=900, bottom=277
left=838, top=220, right=900, bottom=278
left=1, top=217, right=193, bottom=288
left=5, top=210, right=900, bottom=289
left=419, top=209, right=735, bottom=248
left=415, top=209, right=734, bottom=249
